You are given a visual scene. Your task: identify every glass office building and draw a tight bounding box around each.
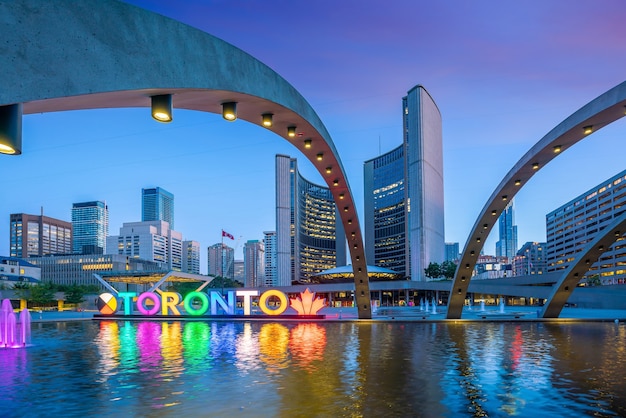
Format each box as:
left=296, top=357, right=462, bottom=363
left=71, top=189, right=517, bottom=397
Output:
left=142, top=187, right=174, bottom=229
left=10, top=212, right=72, bottom=258
left=364, top=85, right=445, bottom=281
left=72, top=201, right=109, bottom=255
left=276, top=154, right=346, bottom=284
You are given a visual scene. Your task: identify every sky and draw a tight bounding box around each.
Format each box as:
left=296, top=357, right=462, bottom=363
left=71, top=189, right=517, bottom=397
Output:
left=2, top=1, right=626, bottom=274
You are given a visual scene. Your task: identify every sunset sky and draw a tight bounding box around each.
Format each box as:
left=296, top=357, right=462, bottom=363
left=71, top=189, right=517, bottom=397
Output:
left=2, top=1, right=626, bottom=272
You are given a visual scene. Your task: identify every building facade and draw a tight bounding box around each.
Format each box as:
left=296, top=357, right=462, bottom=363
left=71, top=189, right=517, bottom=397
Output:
left=496, top=200, right=518, bottom=260
left=243, top=239, right=265, bottom=288
left=263, top=231, right=277, bottom=287
left=546, top=169, right=626, bottom=285
left=276, top=154, right=346, bottom=284
left=142, top=187, right=174, bottom=229
left=364, top=85, right=445, bottom=281
left=512, top=241, right=546, bottom=277
left=106, top=221, right=183, bottom=271
left=207, top=243, right=234, bottom=279
left=445, top=242, right=460, bottom=263
left=10, top=212, right=72, bottom=258
left=72, top=201, right=109, bottom=255
left=182, top=240, right=201, bottom=274
left=0, top=256, right=41, bottom=287
left=27, top=254, right=162, bottom=287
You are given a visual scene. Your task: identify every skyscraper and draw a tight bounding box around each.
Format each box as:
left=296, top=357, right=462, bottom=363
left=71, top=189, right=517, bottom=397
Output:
left=182, top=240, right=201, bottom=274
left=364, top=85, right=445, bottom=281
left=142, top=187, right=174, bottom=229
left=496, top=200, right=518, bottom=260
left=263, top=231, right=277, bottom=287
left=276, top=154, right=346, bottom=284
left=10, top=211, right=72, bottom=258
left=445, top=242, right=460, bottom=263
left=207, top=243, right=234, bottom=279
left=72, top=201, right=108, bottom=255
left=106, top=220, right=183, bottom=271
left=243, top=239, right=264, bottom=287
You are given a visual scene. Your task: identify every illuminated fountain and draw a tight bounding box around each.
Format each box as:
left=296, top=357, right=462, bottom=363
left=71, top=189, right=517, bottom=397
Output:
left=431, top=298, right=437, bottom=314
left=0, top=299, right=31, bottom=348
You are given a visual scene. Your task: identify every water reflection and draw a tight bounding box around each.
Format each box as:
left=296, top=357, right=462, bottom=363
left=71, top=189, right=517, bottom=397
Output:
left=3, top=321, right=626, bottom=417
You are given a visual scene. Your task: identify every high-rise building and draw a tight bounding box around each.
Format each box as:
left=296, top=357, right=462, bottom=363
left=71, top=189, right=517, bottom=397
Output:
left=263, top=231, right=277, bottom=287
left=243, top=240, right=264, bottom=288
left=546, top=169, right=626, bottom=285
left=10, top=212, right=72, bottom=258
left=233, top=260, right=244, bottom=283
left=182, top=240, right=201, bottom=274
left=445, top=242, right=460, bottom=263
left=142, top=187, right=174, bottom=229
left=72, top=201, right=109, bottom=255
left=496, top=200, right=518, bottom=260
left=276, top=154, right=346, bottom=284
left=512, top=241, right=546, bottom=276
left=106, top=220, right=183, bottom=271
left=207, top=243, right=234, bottom=279
left=364, top=85, right=445, bottom=281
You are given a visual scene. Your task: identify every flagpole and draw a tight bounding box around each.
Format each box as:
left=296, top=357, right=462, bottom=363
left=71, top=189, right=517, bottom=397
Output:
left=221, top=229, right=224, bottom=295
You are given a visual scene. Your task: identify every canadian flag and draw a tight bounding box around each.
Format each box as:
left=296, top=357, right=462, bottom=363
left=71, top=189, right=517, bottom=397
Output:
left=222, top=230, right=234, bottom=240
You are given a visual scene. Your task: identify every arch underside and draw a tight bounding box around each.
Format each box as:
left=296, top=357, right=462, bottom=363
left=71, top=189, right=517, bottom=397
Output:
left=0, top=0, right=372, bottom=317
left=447, top=81, right=626, bottom=319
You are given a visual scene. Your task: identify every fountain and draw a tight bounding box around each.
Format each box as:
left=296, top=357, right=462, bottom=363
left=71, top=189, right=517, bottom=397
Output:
left=0, top=299, right=31, bottom=348
left=480, top=300, right=485, bottom=312
left=499, top=297, right=505, bottom=313
left=419, top=298, right=425, bottom=311
left=431, top=298, right=437, bottom=314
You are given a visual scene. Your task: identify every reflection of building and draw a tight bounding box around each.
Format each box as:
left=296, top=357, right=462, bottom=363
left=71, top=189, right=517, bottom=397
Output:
left=263, top=231, right=277, bottom=286
left=244, top=240, right=265, bottom=288
left=106, top=221, right=183, bottom=271
left=27, top=254, right=162, bottom=286
left=182, top=240, right=201, bottom=274
left=364, top=85, right=444, bottom=281
left=72, top=201, right=109, bottom=255
left=496, top=200, right=518, bottom=259
left=512, top=242, right=546, bottom=276
left=10, top=212, right=72, bottom=258
left=0, top=256, right=41, bottom=287
left=546, top=169, right=626, bottom=285
left=445, top=242, right=460, bottom=263
left=142, top=187, right=174, bottom=229
left=276, top=154, right=346, bottom=284
left=207, top=243, right=234, bottom=279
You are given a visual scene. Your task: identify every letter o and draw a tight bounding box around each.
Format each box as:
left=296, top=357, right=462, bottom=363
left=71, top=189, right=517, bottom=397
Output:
left=183, top=291, right=209, bottom=316
left=137, top=292, right=160, bottom=315
left=259, top=289, right=288, bottom=316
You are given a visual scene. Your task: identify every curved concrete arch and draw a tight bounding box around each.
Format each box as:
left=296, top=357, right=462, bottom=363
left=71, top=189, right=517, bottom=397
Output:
left=0, top=0, right=372, bottom=317
left=541, top=211, right=626, bottom=318
left=446, top=81, right=626, bottom=319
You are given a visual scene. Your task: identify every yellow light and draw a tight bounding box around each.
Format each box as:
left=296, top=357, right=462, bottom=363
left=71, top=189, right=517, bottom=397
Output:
left=287, top=126, right=296, bottom=138
left=325, top=166, right=332, bottom=174
left=553, top=145, right=562, bottom=153
left=339, top=194, right=344, bottom=199
left=514, top=179, right=521, bottom=186
left=0, top=103, right=22, bottom=155
left=304, top=139, right=312, bottom=148
left=316, top=153, right=323, bottom=161
left=222, top=102, right=237, bottom=121
left=262, top=113, right=273, bottom=127
left=0, top=143, right=16, bottom=154
left=583, top=125, right=593, bottom=135
left=532, top=162, right=539, bottom=170
left=151, top=94, right=173, bottom=122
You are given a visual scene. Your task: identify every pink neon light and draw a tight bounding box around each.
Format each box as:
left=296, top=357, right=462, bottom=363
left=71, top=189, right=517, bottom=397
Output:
left=137, top=292, right=160, bottom=315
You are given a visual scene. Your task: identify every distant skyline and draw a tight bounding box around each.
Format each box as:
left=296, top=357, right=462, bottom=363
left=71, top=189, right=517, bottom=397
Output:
left=2, top=1, right=626, bottom=275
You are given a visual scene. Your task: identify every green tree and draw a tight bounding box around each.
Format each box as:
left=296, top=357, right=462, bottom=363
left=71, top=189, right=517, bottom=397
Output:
left=585, top=274, right=601, bottom=287
left=424, top=262, right=442, bottom=279
left=12, top=282, right=31, bottom=300
left=206, top=276, right=243, bottom=289
left=441, top=261, right=458, bottom=279
left=64, top=283, right=86, bottom=305
left=30, top=282, right=57, bottom=307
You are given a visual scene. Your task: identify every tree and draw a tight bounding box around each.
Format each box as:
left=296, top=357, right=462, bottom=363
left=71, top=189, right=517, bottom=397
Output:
left=206, top=276, right=243, bottom=289
left=29, top=282, right=57, bottom=307
left=585, top=274, right=601, bottom=287
left=424, top=262, right=442, bottom=279
left=64, top=283, right=86, bottom=305
left=441, top=261, right=458, bottom=279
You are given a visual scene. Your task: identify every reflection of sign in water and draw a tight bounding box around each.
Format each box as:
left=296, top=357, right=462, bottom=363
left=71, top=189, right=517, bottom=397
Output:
left=97, top=288, right=326, bottom=317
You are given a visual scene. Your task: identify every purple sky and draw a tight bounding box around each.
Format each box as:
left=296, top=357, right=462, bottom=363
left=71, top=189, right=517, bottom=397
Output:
left=2, top=1, right=626, bottom=272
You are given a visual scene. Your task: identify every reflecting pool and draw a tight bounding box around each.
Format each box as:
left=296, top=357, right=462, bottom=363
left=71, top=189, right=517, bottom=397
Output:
left=1, top=320, right=626, bottom=417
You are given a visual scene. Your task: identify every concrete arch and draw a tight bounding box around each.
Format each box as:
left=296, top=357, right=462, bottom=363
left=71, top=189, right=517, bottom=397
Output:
left=0, top=0, right=372, bottom=317
left=541, top=211, right=626, bottom=318
left=447, top=81, right=626, bottom=319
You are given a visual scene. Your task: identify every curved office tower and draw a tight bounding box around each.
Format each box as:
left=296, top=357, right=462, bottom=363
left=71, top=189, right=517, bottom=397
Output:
left=364, top=145, right=409, bottom=276
left=364, top=85, right=444, bottom=281
left=276, top=154, right=346, bottom=284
